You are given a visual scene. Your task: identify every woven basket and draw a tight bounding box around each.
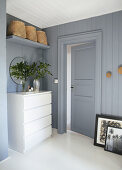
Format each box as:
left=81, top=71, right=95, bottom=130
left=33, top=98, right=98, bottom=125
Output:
left=26, top=26, right=37, bottom=42
left=7, top=21, right=26, bottom=38
left=37, top=31, right=47, bottom=45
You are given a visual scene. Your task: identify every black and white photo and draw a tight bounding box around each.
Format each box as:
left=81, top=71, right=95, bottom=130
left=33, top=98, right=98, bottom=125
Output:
left=105, top=127, right=122, bottom=155
left=94, top=114, right=122, bottom=147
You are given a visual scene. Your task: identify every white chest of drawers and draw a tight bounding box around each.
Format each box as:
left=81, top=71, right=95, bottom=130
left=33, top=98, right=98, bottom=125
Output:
left=7, top=91, right=52, bottom=153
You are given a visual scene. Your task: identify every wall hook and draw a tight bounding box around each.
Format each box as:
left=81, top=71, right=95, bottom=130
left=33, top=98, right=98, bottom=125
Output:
left=118, top=66, right=122, bottom=74
left=106, top=71, right=112, bottom=78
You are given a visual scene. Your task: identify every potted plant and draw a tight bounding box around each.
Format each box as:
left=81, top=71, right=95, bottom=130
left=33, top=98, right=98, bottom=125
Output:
left=10, top=61, right=32, bottom=91
left=31, top=61, right=52, bottom=91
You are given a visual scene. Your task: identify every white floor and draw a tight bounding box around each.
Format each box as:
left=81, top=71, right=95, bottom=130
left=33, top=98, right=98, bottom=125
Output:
left=0, top=130, right=122, bottom=170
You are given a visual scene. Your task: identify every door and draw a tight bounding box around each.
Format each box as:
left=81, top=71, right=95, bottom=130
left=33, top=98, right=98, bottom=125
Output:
left=71, top=43, right=96, bottom=138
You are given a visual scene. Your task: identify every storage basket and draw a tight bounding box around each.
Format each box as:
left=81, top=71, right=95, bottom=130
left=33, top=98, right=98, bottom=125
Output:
left=37, top=31, right=47, bottom=45
left=26, top=26, right=37, bottom=42
left=7, top=20, right=26, bottom=38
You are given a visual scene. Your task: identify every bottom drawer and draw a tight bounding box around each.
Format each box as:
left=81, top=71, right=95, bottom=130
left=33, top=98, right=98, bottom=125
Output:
left=25, top=125, right=52, bottom=152
left=24, top=115, right=51, bottom=136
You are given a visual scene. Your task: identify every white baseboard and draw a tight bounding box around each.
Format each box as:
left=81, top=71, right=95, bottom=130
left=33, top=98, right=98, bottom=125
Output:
left=0, top=157, right=10, bottom=164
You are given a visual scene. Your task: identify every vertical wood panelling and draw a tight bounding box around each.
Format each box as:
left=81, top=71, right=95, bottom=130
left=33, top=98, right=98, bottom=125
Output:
left=44, top=11, right=122, bottom=129
left=58, top=18, right=92, bottom=36
left=118, top=12, right=122, bottom=116
left=112, top=12, right=119, bottom=115
left=91, top=14, right=113, bottom=115
left=7, top=14, right=43, bottom=93
left=105, top=15, right=113, bottom=115
left=7, top=42, right=42, bottom=92
left=44, top=26, right=58, bottom=128
left=0, top=0, right=8, bottom=161
left=6, top=42, right=22, bottom=92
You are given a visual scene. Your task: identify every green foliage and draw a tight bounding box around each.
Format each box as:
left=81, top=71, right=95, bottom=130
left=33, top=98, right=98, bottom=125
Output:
left=10, top=61, right=52, bottom=82
left=31, top=62, right=52, bottom=80
left=10, top=61, right=32, bottom=82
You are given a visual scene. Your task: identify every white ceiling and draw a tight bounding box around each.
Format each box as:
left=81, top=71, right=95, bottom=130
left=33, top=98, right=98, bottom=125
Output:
left=7, top=0, right=122, bottom=28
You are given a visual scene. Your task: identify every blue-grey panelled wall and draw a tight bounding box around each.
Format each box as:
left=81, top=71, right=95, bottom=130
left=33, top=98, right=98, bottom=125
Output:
left=43, top=11, right=122, bottom=129
left=7, top=42, right=43, bottom=92
left=0, top=0, right=8, bottom=161
left=3, top=14, right=43, bottom=160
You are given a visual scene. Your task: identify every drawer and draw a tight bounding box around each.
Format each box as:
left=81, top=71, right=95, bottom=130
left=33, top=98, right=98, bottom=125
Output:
left=24, top=104, right=52, bottom=123
left=24, top=93, right=51, bottom=110
left=24, top=115, right=52, bottom=136
left=25, top=126, right=52, bottom=151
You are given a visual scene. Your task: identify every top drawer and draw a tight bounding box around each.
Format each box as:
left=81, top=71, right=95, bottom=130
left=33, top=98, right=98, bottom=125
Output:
left=24, top=93, right=51, bottom=110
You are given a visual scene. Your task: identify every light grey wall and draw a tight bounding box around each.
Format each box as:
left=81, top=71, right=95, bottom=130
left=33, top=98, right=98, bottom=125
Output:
left=44, top=10, right=122, bottom=129
left=7, top=14, right=43, bottom=92
left=0, top=0, right=8, bottom=161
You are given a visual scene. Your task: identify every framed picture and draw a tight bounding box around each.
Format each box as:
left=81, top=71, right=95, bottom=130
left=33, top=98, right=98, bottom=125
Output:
left=94, top=114, right=122, bottom=147
left=105, top=126, right=122, bottom=155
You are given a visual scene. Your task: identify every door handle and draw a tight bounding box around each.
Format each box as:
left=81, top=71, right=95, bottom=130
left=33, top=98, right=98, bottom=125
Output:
left=71, top=86, right=74, bottom=88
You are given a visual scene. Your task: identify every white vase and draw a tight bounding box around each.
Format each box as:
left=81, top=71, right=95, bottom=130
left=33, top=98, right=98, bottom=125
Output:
left=33, top=79, right=40, bottom=92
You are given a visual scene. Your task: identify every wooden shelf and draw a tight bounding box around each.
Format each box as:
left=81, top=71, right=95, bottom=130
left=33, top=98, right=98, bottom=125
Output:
left=6, top=35, right=50, bottom=49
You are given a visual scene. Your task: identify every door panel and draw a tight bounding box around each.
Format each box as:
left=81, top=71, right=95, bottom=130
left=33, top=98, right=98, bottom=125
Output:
left=71, top=43, right=96, bottom=138
left=71, top=97, right=94, bottom=137
left=74, top=80, right=94, bottom=97
left=74, top=47, right=95, bottom=80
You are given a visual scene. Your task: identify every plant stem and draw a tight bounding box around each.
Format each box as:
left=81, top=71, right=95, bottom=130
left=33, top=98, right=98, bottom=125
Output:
left=22, top=82, right=25, bottom=92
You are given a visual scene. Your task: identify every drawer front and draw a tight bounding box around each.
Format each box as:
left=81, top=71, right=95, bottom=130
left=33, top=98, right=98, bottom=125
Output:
left=24, top=93, right=51, bottom=110
left=24, top=104, right=52, bottom=123
left=24, top=115, right=52, bottom=136
left=25, top=126, right=52, bottom=151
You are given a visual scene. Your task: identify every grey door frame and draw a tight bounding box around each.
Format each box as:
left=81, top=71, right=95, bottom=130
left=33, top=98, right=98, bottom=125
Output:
left=58, top=30, right=102, bottom=134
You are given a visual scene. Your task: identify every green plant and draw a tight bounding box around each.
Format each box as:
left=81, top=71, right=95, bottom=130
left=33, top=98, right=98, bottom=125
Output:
left=31, top=61, right=52, bottom=80
left=10, top=61, right=32, bottom=91
left=10, top=61, right=52, bottom=91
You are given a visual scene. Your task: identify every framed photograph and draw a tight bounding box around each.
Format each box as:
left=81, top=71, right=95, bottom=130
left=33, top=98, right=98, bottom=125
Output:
left=105, top=126, right=122, bottom=155
left=94, top=114, right=122, bottom=147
